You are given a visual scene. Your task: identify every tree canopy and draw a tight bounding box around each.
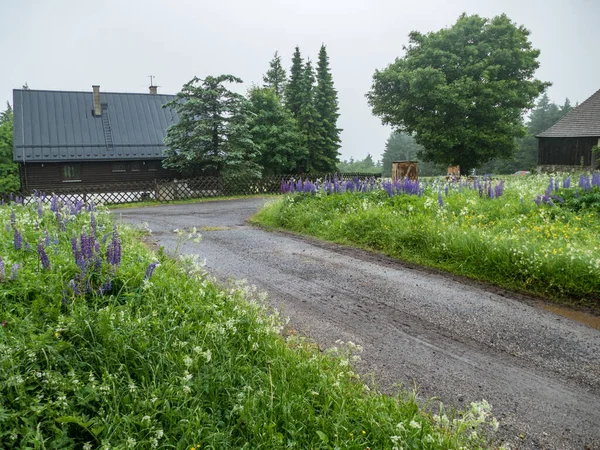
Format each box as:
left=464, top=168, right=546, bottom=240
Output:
left=247, top=87, right=305, bottom=174
left=163, top=75, right=261, bottom=178
left=313, top=44, right=341, bottom=172
left=0, top=102, right=20, bottom=192
left=263, top=51, right=287, bottom=99
left=367, top=13, right=550, bottom=174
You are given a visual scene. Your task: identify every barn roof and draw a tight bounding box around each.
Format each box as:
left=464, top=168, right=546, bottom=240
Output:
left=537, top=88, right=600, bottom=138
left=13, top=88, right=178, bottom=163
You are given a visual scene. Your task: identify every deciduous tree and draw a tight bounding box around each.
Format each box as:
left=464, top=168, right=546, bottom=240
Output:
left=367, top=13, right=549, bottom=174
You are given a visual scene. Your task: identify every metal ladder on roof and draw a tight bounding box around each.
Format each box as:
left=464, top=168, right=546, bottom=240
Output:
left=101, top=103, right=114, bottom=151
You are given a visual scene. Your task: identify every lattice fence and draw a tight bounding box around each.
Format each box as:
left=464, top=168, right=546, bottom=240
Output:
left=1, top=173, right=382, bottom=206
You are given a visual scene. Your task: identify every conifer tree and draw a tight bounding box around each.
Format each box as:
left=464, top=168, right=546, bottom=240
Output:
left=314, top=44, right=341, bottom=171
left=297, top=60, right=326, bottom=172
left=262, top=51, right=287, bottom=98
left=284, top=47, right=304, bottom=118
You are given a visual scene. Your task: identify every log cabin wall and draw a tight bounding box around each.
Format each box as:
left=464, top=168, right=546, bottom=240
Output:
left=537, top=137, right=597, bottom=166
left=20, top=160, right=177, bottom=191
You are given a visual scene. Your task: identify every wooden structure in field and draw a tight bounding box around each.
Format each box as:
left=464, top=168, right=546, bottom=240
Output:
left=392, top=161, right=418, bottom=181
left=447, top=165, right=460, bottom=177
left=537, top=88, right=600, bottom=172
left=13, top=85, right=179, bottom=191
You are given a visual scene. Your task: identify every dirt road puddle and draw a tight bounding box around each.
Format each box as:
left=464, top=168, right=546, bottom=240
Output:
left=542, top=304, right=600, bottom=330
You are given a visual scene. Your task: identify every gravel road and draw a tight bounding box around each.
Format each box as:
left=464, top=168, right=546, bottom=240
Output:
left=116, top=197, right=600, bottom=450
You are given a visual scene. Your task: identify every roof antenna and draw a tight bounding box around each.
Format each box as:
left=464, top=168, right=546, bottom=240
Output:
left=148, top=75, right=158, bottom=94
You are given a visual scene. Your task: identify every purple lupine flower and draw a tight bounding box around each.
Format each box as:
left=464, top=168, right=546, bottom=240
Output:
left=593, top=172, right=600, bottom=187
left=495, top=180, right=505, bottom=198
left=71, top=236, right=79, bottom=261
left=144, top=261, right=159, bottom=280
left=50, top=195, right=58, bottom=212
left=90, top=213, right=97, bottom=236
left=44, top=229, right=51, bottom=247
left=0, top=257, right=5, bottom=281
left=107, top=227, right=121, bottom=267
left=10, top=210, right=16, bottom=226
left=438, top=191, right=444, bottom=207
left=534, top=196, right=541, bottom=206
left=69, top=279, right=79, bottom=296
left=103, top=279, right=112, bottom=293
left=37, top=242, right=51, bottom=270
left=24, top=241, right=31, bottom=252
left=5, top=222, right=10, bottom=232
left=10, top=264, right=20, bottom=281
left=13, top=228, right=22, bottom=250
left=444, top=184, right=449, bottom=197
left=562, top=176, right=571, bottom=189
left=53, top=233, right=60, bottom=246
left=37, top=200, right=44, bottom=218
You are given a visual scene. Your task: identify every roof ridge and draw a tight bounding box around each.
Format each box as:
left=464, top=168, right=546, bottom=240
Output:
left=13, top=88, right=176, bottom=96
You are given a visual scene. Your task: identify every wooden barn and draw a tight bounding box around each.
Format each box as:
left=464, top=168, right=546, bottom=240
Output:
left=13, top=86, right=178, bottom=191
left=537, top=88, right=600, bottom=172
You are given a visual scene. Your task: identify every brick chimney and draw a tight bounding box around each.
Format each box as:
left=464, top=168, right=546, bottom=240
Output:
left=92, top=85, right=101, bottom=116
left=149, top=85, right=158, bottom=95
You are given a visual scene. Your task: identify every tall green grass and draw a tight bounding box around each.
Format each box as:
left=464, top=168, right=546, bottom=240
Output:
left=252, top=175, right=600, bottom=310
left=0, top=197, right=498, bottom=449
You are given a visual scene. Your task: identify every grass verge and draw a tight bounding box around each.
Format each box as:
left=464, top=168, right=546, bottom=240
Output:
left=251, top=177, right=600, bottom=312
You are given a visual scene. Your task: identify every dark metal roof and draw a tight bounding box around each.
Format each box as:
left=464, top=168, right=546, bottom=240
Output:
left=537, top=88, right=600, bottom=138
left=13, top=88, right=178, bottom=162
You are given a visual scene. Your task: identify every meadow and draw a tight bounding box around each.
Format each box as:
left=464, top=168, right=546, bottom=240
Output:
left=0, top=195, right=498, bottom=449
left=253, top=173, right=600, bottom=310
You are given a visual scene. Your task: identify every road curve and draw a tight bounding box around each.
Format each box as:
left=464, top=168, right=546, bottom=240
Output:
left=116, top=198, right=600, bottom=450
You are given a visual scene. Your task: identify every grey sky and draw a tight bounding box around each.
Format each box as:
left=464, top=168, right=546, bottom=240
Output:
left=2, top=0, right=598, bottom=162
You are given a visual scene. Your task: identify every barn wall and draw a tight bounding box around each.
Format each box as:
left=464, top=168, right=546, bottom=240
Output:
left=20, top=160, right=177, bottom=191
left=537, top=137, right=597, bottom=166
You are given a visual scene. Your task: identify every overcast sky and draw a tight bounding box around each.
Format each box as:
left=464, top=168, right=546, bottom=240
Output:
left=2, top=0, right=598, bottom=162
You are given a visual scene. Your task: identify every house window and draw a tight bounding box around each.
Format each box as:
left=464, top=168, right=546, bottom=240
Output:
left=112, top=162, right=127, bottom=173
left=147, top=161, right=159, bottom=172
left=62, top=164, right=81, bottom=182
left=130, top=162, right=141, bottom=172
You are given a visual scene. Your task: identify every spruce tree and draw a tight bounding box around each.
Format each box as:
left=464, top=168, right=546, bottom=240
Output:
left=314, top=45, right=341, bottom=171
left=284, top=47, right=304, bottom=118
left=248, top=87, right=306, bottom=174
left=297, top=60, right=326, bottom=173
left=263, top=51, right=287, bottom=98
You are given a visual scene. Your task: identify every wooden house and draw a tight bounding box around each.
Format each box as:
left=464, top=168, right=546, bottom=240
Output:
left=12, top=85, right=178, bottom=191
left=537, top=88, right=600, bottom=172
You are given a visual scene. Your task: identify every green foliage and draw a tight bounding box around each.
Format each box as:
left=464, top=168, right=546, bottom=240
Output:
left=337, top=154, right=381, bottom=173
left=263, top=51, right=287, bottom=98
left=247, top=87, right=306, bottom=174
left=284, top=47, right=304, bottom=118
left=314, top=45, right=341, bottom=172
left=253, top=174, right=600, bottom=308
left=367, top=13, right=550, bottom=174
left=556, top=186, right=600, bottom=214
left=163, top=75, right=261, bottom=178
left=0, top=102, right=20, bottom=193
left=0, top=200, right=495, bottom=449
left=297, top=60, right=324, bottom=173
left=480, top=94, right=573, bottom=174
